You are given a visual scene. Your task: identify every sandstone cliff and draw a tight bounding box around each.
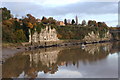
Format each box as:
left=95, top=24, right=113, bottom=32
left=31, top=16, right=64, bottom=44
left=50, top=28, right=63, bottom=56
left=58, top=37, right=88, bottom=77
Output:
left=29, top=26, right=112, bottom=44
left=29, top=26, right=59, bottom=43
left=83, top=31, right=112, bottom=43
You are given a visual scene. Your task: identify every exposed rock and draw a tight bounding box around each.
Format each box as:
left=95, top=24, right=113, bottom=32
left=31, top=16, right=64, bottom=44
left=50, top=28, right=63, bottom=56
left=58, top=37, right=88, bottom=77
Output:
left=29, top=25, right=112, bottom=44
left=29, top=26, right=59, bottom=43
left=83, top=31, right=112, bottom=43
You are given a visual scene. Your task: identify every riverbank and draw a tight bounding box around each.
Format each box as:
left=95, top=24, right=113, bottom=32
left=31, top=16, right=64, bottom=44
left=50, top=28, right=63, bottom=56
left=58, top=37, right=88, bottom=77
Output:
left=2, top=43, right=26, bottom=62
left=24, top=39, right=120, bottom=50
left=2, top=39, right=120, bottom=62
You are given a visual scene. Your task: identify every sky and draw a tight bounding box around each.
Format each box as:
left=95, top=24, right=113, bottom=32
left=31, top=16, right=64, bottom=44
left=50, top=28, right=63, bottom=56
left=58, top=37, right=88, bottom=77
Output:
left=1, top=0, right=119, bottom=27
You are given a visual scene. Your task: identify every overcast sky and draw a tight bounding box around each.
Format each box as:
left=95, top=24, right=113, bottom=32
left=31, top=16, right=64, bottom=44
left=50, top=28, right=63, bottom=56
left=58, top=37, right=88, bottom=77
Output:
left=1, top=0, right=118, bottom=27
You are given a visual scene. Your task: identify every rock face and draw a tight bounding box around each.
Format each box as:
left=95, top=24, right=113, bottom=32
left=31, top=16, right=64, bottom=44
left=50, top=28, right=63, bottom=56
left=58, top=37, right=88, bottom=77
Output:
left=83, top=31, right=112, bottom=43
left=29, top=26, right=59, bottom=43
left=29, top=26, right=112, bottom=43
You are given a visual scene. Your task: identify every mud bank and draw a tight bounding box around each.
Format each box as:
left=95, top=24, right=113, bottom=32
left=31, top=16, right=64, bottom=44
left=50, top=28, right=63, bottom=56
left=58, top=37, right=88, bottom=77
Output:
left=25, top=40, right=120, bottom=50
left=2, top=40, right=120, bottom=62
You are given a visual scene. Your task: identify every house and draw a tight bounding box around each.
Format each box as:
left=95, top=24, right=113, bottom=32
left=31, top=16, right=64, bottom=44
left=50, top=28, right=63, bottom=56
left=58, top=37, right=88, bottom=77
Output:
left=57, top=21, right=65, bottom=26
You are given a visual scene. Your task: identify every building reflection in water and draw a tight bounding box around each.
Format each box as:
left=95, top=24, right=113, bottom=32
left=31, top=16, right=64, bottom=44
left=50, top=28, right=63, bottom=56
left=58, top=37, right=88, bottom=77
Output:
left=2, top=42, right=120, bottom=78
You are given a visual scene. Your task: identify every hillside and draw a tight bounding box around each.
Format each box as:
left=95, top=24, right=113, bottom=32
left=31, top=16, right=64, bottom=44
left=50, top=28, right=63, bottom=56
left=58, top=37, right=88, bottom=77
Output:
left=1, top=7, right=120, bottom=44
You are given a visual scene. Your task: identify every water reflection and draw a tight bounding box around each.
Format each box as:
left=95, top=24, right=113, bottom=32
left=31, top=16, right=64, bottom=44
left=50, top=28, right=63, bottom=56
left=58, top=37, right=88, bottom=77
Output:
left=2, top=42, right=120, bottom=78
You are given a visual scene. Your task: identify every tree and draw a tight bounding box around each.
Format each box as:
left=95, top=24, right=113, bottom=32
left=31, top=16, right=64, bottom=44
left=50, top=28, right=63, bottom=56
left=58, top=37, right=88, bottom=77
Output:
left=13, top=20, right=21, bottom=31
left=88, top=20, right=97, bottom=27
left=27, top=22, right=33, bottom=29
left=15, top=29, right=27, bottom=42
left=1, top=7, right=11, bottom=20
left=48, top=17, right=56, bottom=24
left=2, top=24, right=16, bottom=43
left=97, top=22, right=103, bottom=27
left=26, top=14, right=36, bottom=24
left=88, top=20, right=92, bottom=26
left=97, top=22, right=108, bottom=27
left=102, top=22, right=108, bottom=27
left=64, top=19, right=67, bottom=25
left=71, top=19, right=75, bottom=25
left=82, top=20, right=86, bottom=26
left=41, top=16, right=48, bottom=24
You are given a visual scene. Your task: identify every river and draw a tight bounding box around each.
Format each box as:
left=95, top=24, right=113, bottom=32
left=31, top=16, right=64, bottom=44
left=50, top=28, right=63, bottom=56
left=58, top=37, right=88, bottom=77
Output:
left=2, top=42, right=120, bottom=78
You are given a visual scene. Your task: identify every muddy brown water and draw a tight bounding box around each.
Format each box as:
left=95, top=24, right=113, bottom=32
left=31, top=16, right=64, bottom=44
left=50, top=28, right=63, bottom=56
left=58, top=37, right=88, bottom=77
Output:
left=2, top=42, right=120, bottom=78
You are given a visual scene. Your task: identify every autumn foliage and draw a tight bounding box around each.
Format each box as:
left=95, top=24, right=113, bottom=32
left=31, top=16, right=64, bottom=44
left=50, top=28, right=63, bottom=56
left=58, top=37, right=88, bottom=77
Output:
left=2, top=7, right=120, bottom=43
left=27, top=22, right=33, bottom=29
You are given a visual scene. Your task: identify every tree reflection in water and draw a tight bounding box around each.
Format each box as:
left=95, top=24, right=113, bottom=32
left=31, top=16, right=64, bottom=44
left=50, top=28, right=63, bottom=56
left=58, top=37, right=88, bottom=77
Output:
left=2, top=42, right=120, bottom=78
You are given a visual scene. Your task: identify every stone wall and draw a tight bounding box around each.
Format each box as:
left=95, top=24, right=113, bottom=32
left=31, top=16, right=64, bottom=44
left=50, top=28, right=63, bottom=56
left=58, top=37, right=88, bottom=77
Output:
left=29, top=26, right=59, bottom=43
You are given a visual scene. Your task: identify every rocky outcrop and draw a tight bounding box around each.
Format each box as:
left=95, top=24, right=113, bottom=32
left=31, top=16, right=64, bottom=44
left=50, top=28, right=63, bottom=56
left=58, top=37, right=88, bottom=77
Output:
left=29, top=26, right=59, bottom=43
left=83, top=31, right=112, bottom=43
left=29, top=25, right=112, bottom=44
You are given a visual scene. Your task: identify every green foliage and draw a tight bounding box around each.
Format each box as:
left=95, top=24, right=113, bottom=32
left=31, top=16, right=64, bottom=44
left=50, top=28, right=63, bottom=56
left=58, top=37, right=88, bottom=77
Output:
left=41, top=17, right=57, bottom=25
left=14, top=29, right=27, bottom=42
left=98, top=27, right=108, bottom=38
left=13, top=21, right=22, bottom=31
left=2, top=25, right=16, bottom=43
left=2, top=19, right=28, bottom=43
left=55, top=26, right=85, bottom=40
left=2, top=7, right=111, bottom=43
left=36, top=23, right=42, bottom=33
left=2, top=23, right=28, bottom=43
left=64, top=19, right=67, bottom=25
left=48, top=17, right=56, bottom=25
left=35, top=22, right=46, bottom=33
left=31, top=27, right=35, bottom=35
left=71, top=19, right=75, bottom=25
left=55, top=25, right=109, bottom=40
left=88, top=20, right=96, bottom=27
left=1, top=7, right=11, bottom=20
